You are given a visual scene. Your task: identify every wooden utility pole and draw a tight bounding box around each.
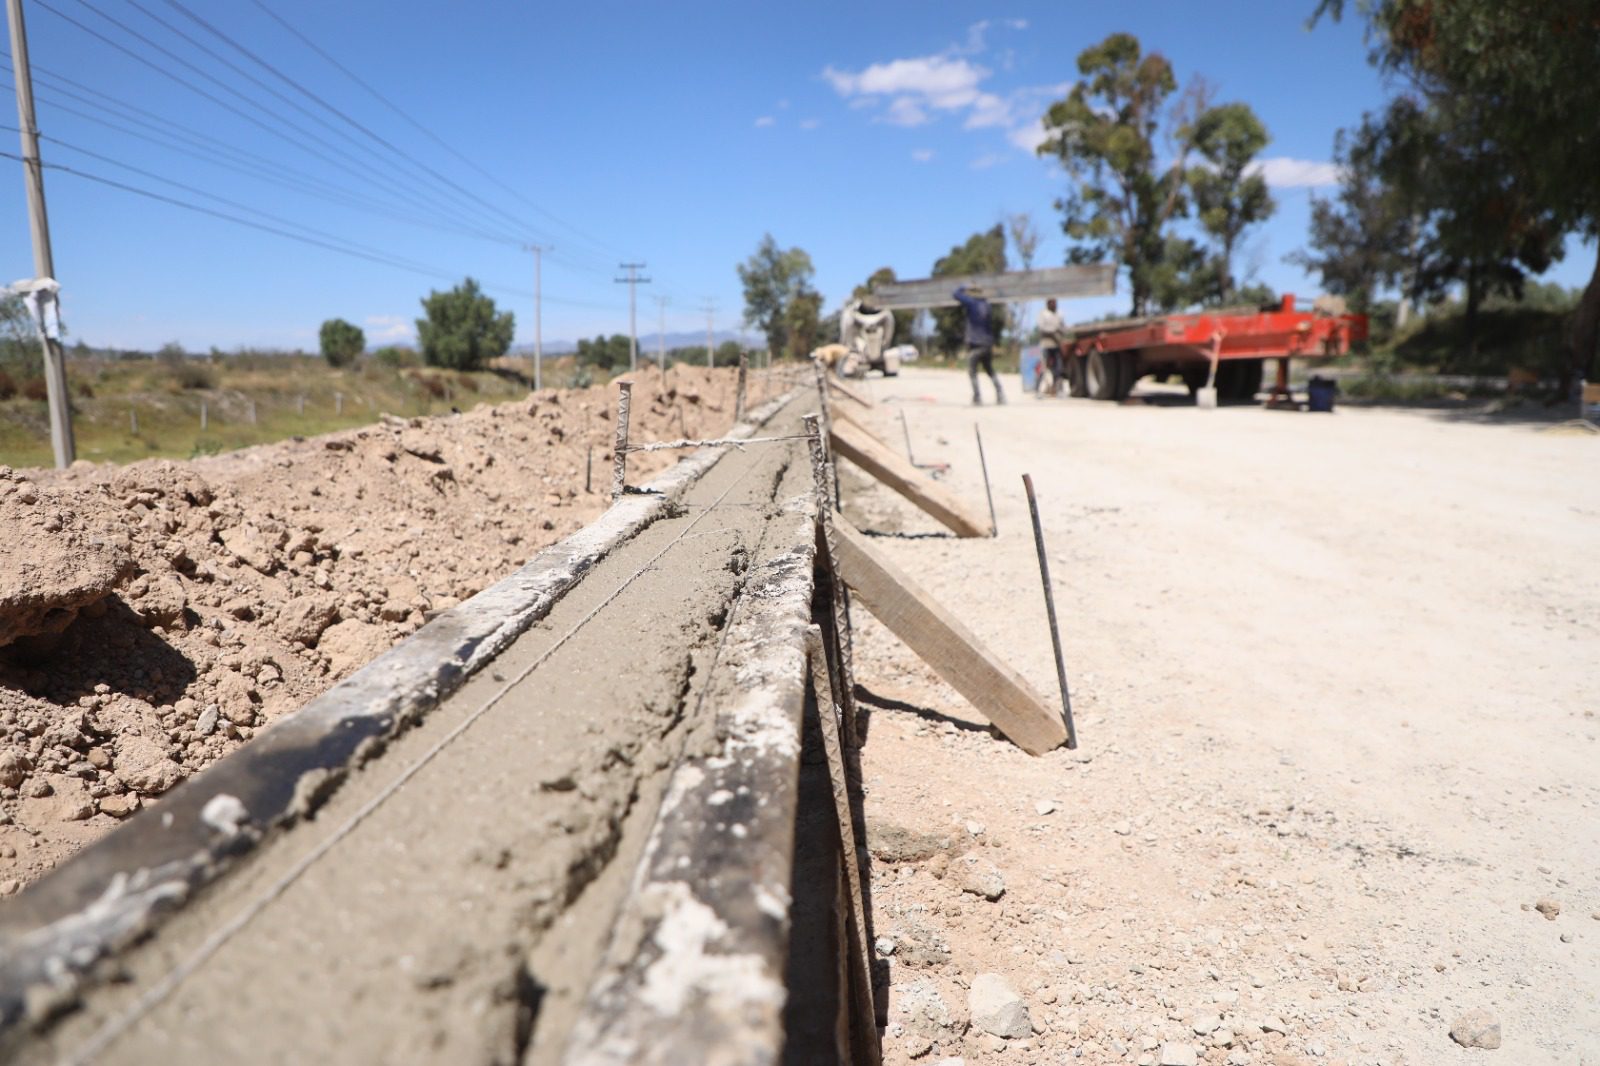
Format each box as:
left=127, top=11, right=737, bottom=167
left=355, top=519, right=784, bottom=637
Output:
left=615, top=262, right=649, bottom=373
left=7, top=0, right=73, bottom=466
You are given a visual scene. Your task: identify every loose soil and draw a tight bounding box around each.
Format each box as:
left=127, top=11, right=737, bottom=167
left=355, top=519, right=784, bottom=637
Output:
left=842, top=368, right=1598, bottom=1066
left=0, top=365, right=778, bottom=889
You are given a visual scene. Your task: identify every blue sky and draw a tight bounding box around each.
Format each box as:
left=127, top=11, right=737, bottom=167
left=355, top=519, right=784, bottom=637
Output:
left=1, top=0, right=1592, bottom=352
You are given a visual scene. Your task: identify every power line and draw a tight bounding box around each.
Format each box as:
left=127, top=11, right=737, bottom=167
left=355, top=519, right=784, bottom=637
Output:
left=36, top=0, right=524, bottom=244
left=0, top=149, right=618, bottom=310
left=244, top=0, right=628, bottom=266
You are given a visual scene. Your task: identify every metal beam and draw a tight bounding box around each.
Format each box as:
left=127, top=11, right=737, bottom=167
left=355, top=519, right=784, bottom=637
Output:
left=869, top=264, right=1115, bottom=310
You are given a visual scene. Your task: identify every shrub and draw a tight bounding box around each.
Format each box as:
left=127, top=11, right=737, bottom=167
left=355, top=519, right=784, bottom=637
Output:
left=319, top=318, right=365, bottom=368
left=21, top=376, right=47, bottom=401
left=0, top=368, right=14, bottom=400
left=75, top=378, right=94, bottom=399
left=170, top=362, right=214, bottom=390
left=374, top=346, right=420, bottom=368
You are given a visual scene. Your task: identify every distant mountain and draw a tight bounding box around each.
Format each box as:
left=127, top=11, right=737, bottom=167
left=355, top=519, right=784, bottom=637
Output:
left=509, top=329, right=762, bottom=358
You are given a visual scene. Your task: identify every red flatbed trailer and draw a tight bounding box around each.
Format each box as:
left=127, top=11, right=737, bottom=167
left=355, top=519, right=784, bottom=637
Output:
left=1059, top=294, right=1368, bottom=403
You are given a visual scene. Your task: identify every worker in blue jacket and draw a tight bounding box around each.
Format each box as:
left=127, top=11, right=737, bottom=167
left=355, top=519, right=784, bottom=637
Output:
left=954, top=286, right=1004, bottom=405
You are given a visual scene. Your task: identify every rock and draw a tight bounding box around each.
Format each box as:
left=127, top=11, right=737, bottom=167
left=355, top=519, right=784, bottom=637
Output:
left=131, top=573, right=189, bottom=628
left=954, top=856, right=1006, bottom=901
left=965, top=819, right=985, bottom=836
left=0, top=749, right=32, bottom=789
left=896, top=976, right=954, bottom=1039
left=277, top=594, right=339, bottom=646
left=968, top=973, right=1030, bottom=1039
left=98, top=793, right=141, bottom=818
left=1261, top=1016, right=1287, bottom=1035
left=893, top=913, right=952, bottom=967
left=116, top=736, right=184, bottom=795
left=1035, top=799, right=1056, bottom=815
left=875, top=936, right=897, bottom=956
left=0, top=473, right=133, bottom=648
left=1113, top=820, right=1132, bottom=836
left=219, top=524, right=279, bottom=574
left=196, top=705, right=219, bottom=737
left=1213, top=1028, right=1235, bottom=1047
left=1534, top=898, right=1560, bottom=920
left=1449, top=1008, right=1501, bottom=1049
left=1194, top=1014, right=1221, bottom=1034
left=867, top=820, right=954, bottom=863
left=1160, top=1043, right=1200, bottom=1066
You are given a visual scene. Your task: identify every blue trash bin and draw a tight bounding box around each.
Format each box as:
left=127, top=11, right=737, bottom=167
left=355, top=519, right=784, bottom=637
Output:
left=1307, top=375, right=1337, bottom=412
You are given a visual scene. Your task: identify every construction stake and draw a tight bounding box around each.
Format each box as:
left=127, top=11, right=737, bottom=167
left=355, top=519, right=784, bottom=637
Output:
left=811, top=357, right=841, bottom=510
left=735, top=351, right=748, bottom=423
left=975, top=423, right=997, bottom=537
left=1022, top=473, right=1077, bottom=748
left=804, top=413, right=863, bottom=745
left=610, top=380, right=632, bottom=500
left=899, top=409, right=915, bottom=465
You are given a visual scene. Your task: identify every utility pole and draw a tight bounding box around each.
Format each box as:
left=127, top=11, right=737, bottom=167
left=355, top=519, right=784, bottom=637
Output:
left=654, top=294, right=668, bottom=368
left=615, top=262, right=650, bottom=373
left=7, top=0, right=72, bottom=467
left=525, top=243, right=548, bottom=390
left=701, top=299, right=717, bottom=369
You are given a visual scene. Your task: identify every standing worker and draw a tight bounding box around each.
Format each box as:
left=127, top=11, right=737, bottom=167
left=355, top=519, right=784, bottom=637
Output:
left=1037, top=297, right=1067, bottom=396
left=953, top=285, right=1004, bottom=406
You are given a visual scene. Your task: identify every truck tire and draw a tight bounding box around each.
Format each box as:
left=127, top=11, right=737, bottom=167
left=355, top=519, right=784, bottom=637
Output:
left=1067, top=355, right=1088, bottom=397
left=1181, top=363, right=1210, bottom=397
left=1086, top=349, right=1120, bottom=400
left=1218, top=358, right=1263, bottom=401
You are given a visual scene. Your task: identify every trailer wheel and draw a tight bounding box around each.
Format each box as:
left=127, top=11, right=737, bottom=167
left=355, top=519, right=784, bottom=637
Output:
left=1233, top=358, right=1264, bottom=400
left=1181, top=364, right=1210, bottom=397
left=1086, top=349, right=1120, bottom=400
left=1067, top=355, right=1088, bottom=397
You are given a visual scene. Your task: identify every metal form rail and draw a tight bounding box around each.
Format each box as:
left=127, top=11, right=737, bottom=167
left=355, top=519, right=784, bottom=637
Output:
left=0, top=384, right=881, bottom=1065
left=1058, top=294, right=1369, bottom=403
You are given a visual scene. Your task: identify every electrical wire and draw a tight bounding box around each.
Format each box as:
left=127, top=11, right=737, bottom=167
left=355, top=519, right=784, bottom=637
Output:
left=244, top=0, right=629, bottom=266
left=0, top=148, right=618, bottom=310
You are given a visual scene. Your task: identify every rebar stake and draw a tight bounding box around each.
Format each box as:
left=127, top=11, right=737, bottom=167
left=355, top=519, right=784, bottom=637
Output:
left=585, top=445, right=593, bottom=494
left=735, top=351, right=748, bottom=423
left=610, top=380, right=632, bottom=500
left=1022, top=473, right=1077, bottom=749
left=975, top=423, right=997, bottom=537
left=900, top=409, right=915, bottom=465
left=804, top=413, right=864, bottom=746
left=811, top=357, right=841, bottom=510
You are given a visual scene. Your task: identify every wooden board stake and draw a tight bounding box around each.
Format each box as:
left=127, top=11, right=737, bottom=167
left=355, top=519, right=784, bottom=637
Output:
left=829, top=417, right=992, bottom=538
left=829, top=516, right=1068, bottom=755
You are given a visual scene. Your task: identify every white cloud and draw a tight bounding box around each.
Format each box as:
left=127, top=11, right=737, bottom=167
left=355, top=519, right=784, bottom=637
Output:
left=1248, top=157, right=1343, bottom=188
left=885, top=96, right=930, bottom=127
left=754, top=115, right=775, bottom=128
left=911, top=148, right=935, bottom=163
left=798, top=117, right=820, bottom=130
left=823, top=56, right=988, bottom=110
left=364, top=315, right=411, bottom=343
left=1008, top=120, right=1050, bottom=154
left=963, top=91, right=1012, bottom=129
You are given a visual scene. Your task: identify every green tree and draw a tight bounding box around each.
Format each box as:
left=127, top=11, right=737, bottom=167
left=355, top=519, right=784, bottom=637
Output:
left=415, top=277, right=514, bottom=371
left=930, top=225, right=1009, bottom=356
left=1287, top=119, right=1414, bottom=316
left=1314, top=0, right=1600, bottom=378
left=737, top=235, right=818, bottom=357
left=576, top=333, right=632, bottom=371
left=0, top=294, right=36, bottom=375
left=319, top=318, right=365, bottom=368
left=1187, top=102, right=1274, bottom=304
left=1036, top=33, right=1207, bottom=316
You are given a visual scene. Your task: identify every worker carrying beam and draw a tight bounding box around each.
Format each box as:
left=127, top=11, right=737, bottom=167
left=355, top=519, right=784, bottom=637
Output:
left=954, top=286, right=1004, bottom=406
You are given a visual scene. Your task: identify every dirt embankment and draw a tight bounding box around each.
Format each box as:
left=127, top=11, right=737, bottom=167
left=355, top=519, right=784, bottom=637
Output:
left=0, top=366, right=766, bottom=889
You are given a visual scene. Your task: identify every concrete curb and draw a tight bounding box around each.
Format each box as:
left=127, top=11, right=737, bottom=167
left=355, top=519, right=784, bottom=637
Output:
left=0, top=389, right=800, bottom=1032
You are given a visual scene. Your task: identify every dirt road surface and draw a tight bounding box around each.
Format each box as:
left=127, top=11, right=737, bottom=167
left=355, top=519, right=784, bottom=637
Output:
left=842, top=368, right=1597, bottom=1066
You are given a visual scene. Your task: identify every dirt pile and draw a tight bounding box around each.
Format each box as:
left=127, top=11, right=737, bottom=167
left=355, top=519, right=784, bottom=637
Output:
left=0, top=365, right=779, bottom=888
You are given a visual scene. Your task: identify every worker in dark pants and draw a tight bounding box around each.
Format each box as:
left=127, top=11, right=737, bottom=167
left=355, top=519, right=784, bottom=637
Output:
left=953, top=285, right=1004, bottom=405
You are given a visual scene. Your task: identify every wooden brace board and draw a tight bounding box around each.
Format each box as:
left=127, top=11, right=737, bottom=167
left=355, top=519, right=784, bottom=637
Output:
left=828, top=416, right=992, bottom=539
left=829, top=518, right=1068, bottom=755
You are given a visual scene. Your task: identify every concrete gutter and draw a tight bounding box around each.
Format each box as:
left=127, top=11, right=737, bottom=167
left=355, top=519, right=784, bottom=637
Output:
left=0, top=389, right=799, bottom=1033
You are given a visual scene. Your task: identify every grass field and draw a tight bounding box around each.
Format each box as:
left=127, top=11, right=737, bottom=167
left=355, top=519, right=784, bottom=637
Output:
left=0, top=353, right=576, bottom=468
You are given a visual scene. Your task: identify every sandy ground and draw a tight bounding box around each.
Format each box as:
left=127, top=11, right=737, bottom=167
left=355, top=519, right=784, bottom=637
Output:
left=0, top=365, right=775, bottom=888
left=841, top=367, right=1598, bottom=1066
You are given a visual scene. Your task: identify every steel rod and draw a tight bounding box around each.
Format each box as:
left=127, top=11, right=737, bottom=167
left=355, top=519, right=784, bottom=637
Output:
left=610, top=381, right=632, bottom=500
left=900, top=409, right=915, bottom=465
left=975, top=423, right=997, bottom=537
left=1022, top=473, right=1076, bottom=749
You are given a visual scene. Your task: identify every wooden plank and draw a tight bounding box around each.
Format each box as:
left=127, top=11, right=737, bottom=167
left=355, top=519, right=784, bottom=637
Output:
left=829, top=417, right=992, bottom=538
left=870, top=264, right=1115, bottom=310
left=829, top=517, right=1068, bottom=756
left=827, top=376, right=874, bottom=409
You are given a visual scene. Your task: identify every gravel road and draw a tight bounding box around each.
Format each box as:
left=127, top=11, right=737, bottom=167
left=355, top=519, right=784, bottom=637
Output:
left=841, top=368, right=1598, bottom=1066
